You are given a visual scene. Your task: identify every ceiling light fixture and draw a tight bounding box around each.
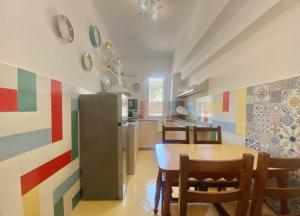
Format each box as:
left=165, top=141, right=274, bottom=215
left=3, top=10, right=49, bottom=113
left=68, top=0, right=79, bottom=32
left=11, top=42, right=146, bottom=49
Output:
left=137, top=0, right=164, bottom=20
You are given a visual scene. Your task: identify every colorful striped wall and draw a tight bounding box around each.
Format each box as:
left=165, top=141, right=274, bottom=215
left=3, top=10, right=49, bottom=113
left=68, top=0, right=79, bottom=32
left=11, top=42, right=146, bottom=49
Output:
left=0, top=62, right=81, bottom=216
left=186, top=88, right=247, bottom=144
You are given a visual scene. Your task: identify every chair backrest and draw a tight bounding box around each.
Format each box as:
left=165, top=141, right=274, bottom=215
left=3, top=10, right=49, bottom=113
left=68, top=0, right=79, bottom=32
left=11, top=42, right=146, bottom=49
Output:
left=179, top=153, right=254, bottom=216
left=162, top=126, right=190, bottom=144
left=250, top=152, right=300, bottom=216
left=193, top=126, right=222, bottom=144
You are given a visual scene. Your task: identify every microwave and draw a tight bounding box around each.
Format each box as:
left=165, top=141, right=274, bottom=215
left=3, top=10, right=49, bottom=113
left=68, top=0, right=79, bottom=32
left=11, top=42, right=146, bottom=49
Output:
left=128, top=99, right=138, bottom=110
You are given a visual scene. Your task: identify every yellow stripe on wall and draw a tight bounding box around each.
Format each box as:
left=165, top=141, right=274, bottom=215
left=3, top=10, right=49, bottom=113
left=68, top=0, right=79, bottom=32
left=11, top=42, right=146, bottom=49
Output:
left=212, top=102, right=222, bottom=112
left=23, top=187, right=40, bottom=216
left=236, top=89, right=247, bottom=136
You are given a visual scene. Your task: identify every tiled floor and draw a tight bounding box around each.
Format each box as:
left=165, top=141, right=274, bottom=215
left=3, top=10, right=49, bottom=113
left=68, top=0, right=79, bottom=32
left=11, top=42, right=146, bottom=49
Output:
left=71, top=150, right=163, bottom=216
left=71, top=150, right=275, bottom=216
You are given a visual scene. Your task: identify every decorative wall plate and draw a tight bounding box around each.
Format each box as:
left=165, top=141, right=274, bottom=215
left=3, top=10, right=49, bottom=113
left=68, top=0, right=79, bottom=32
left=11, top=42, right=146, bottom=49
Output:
left=132, top=82, right=141, bottom=92
left=89, top=25, right=101, bottom=47
left=57, top=15, right=74, bottom=43
left=105, top=78, right=112, bottom=90
left=81, top=52, right=93, bottom=71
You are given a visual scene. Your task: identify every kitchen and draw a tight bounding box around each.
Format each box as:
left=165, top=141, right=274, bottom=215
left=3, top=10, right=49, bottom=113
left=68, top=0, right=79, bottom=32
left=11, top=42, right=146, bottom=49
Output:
left=0, top=0, right=300, bottom=216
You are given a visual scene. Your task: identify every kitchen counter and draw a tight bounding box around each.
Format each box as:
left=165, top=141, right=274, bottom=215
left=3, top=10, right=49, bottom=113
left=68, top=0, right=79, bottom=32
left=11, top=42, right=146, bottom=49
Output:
left=169, top=119, right=211, bottom=128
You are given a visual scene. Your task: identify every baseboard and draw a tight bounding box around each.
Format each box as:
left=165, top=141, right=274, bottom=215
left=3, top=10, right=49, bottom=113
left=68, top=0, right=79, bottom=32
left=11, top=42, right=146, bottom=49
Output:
left=139, top=146, right=154, bottom=150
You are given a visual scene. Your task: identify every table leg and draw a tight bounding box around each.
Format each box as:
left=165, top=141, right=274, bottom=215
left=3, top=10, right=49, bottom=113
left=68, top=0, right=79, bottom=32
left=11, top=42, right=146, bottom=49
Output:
left=163, top=180, right=172, bottom=216
left=154, top=170, right=162, bottom=215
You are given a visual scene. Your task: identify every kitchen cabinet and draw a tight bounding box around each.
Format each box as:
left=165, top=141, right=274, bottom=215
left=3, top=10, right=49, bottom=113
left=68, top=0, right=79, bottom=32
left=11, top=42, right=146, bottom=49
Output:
left=138, top=120, right=162, bottom=149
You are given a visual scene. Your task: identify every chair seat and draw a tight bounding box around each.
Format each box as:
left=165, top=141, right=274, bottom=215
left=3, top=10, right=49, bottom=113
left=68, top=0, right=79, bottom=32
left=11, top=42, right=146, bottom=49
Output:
left=222, top=201, right=277, bottom=216
left=170, top=201, right=277, bottom=216
left=170, top=203, right=219, bottom=216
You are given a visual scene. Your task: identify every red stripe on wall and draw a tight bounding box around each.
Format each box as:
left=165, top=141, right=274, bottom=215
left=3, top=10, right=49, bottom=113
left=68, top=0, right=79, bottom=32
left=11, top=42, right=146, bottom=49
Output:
left=204, top=116, right=209, bottom=123
left=21, top=150, right=71, bottom=195
left=0, top=88, right=18, bottom=112
left=223, top=91, right=230, bottom=112
left=51, top=80, right=63, bottom=143
left=139, top=101, right=145, bottom=120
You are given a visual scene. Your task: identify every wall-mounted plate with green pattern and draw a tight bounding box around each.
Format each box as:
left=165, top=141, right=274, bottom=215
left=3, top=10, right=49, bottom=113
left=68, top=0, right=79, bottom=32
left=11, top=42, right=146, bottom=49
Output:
left=89, top=25, right=101, bottom=48
left=81, top=52, right=93, bottom=71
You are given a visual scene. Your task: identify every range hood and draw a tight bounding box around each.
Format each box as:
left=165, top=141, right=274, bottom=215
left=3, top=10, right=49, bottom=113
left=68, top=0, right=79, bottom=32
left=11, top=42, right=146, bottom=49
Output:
left=176, top=78, right=209, bottom=98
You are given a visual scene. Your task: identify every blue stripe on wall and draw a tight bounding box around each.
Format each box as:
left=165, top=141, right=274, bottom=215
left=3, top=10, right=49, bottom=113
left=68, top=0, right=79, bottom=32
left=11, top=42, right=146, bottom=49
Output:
left=0, top=128, right=51, bottom=160
left=211, top=120, right=236, bottom=134
left=53, top=169, right=80, bottom=204
left=71, top=99, right=79, bottom=111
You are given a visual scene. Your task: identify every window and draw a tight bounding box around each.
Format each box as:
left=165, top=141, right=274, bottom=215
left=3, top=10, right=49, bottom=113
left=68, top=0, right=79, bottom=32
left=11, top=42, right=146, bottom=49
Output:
left=146, top=74, right=168, bottom=119
left=148, top=77, right=164, bottom=116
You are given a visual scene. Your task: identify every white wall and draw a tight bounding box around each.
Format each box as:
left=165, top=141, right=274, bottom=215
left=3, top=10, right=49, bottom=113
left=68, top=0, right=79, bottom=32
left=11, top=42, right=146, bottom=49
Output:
left=172, top=0, right=300, bottom=96
left=122, top=57, right=172, bottom=101
left=0, top=0, right=112, bottom=92
left=190, top=0, right=300, bottom=95
left=172, top=0, right=229, bottom=74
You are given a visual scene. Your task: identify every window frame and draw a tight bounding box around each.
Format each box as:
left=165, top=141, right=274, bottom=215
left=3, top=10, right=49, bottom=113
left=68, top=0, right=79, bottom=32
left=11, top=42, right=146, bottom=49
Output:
left=144, top=73, right=169, bottom=120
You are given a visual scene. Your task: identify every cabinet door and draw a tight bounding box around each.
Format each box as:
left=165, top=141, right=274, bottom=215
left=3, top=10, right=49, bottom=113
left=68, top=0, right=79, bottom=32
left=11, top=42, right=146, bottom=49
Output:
left=138, top=121, right=162, bottom=148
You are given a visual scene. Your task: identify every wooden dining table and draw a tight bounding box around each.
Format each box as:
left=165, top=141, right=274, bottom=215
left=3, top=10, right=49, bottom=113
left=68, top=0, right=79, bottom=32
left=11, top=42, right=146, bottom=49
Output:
left=153, top=143, right=289, bottom=216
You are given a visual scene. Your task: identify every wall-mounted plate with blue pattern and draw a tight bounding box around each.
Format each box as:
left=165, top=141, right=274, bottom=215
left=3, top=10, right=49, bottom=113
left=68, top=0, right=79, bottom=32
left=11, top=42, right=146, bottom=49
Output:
left=89, top=25, right=101, bottom=48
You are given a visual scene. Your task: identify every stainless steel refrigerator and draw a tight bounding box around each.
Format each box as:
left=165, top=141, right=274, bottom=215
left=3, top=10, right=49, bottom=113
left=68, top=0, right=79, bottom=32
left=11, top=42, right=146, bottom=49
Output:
left=79, top=93, right=128, bottom=200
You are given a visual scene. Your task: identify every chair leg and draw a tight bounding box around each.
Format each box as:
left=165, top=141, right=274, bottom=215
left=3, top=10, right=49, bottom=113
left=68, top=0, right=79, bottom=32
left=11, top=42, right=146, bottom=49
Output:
left=154, top=170, right=162, bottom=215
left=161, top=183, right=165, bottom=215
left=277, top=176, right=289, bottom=215
left=163, top=181, right=172, bottom=216
left=214, top=203, right=230, bottom=216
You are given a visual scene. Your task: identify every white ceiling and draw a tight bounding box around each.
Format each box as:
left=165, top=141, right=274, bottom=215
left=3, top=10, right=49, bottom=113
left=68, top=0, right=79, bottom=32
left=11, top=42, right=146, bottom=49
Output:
left=93, top=0, right=199, bottom=58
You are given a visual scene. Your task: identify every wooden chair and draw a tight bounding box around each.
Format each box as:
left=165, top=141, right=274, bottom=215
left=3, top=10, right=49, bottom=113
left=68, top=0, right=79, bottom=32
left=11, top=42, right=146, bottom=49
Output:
left=193, top=126, right=238, bottom=191
left=193, top=126, right=222, bottom=144
left=162, top=126, right=190, bottom=144
left=154, top=126, right=190, bottom=214
left=179, top=153, right=254, bottom=216
left=250, top=152, right=300, bottom=216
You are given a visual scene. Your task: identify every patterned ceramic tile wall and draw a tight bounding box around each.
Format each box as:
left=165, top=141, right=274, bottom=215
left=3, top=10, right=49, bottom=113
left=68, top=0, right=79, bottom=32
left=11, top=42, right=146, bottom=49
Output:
left=0, top=62, right=81, bottom=216
left=246, top=77, right=300, bottom=214
left=246, top=77, right=300, bottom=157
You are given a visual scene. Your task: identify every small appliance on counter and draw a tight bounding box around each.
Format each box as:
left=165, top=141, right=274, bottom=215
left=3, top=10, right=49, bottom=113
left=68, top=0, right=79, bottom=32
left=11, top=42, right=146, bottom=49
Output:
left=128, top=99, right=139, bottom=121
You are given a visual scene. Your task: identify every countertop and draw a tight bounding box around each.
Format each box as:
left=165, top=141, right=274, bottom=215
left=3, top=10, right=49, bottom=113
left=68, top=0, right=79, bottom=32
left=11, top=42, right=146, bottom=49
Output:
left=135, top=119, right=210, bottom=128
left=173, top=119, right=210, bottom=127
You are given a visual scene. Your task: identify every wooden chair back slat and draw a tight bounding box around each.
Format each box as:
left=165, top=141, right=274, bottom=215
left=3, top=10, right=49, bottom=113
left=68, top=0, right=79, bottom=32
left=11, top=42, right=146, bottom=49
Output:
left=265, top=187, right=300, bottom=199
left=179, top=153, right=254, bottom=216
left=187, top=159, right=244, bottom=173
left=250, top=152, right=300, bottom=216
left=193, top=126, right=222, bottom=144
left=187, top=190, right=242, bottom=203
left=162, top=126, right=190, bottom=144
left=269, top=157, right=300, bottom=169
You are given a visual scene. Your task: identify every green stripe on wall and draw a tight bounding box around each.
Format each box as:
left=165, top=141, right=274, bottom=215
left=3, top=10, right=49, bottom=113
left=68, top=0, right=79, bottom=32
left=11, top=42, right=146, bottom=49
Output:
left=54, top=197, right=64, bottom=216
left=211, top=131, right=216, bottom=141
left=71, top=99, right=79, bottom=111
left=53, top=170, right=80, bottom=204
left=18, top=68, right=37, bottom=112
left=71, top=111, right=79, bottom=160
left=72, top=190, right=82, bottom=209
